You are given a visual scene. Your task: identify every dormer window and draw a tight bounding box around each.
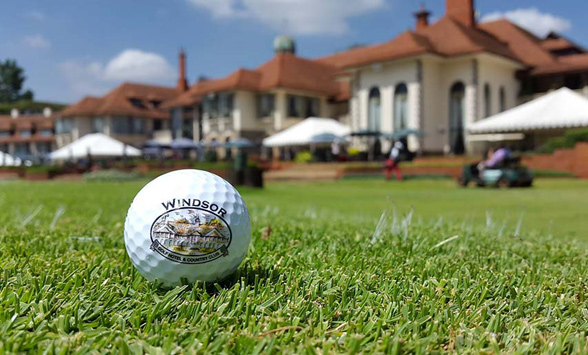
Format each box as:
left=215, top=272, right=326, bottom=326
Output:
left=150, top=100, right=162, bottom=108
left=129, top=98, right=146, bottom=109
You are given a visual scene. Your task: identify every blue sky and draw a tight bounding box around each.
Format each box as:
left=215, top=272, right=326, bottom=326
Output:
left=1, top=0, right=587, bottom=104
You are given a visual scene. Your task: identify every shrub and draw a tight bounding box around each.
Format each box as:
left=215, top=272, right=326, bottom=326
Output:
left=294, top=151, right=313, bottom=163
left=204, top=150, right=218, bottom=163
left=26, top=165, right=61, bottom=174
left=537, top=128, right=588, bottom=154
left=84, top=170, right=143, bottom=182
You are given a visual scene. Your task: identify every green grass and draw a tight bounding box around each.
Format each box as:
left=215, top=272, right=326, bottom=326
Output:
left=1, top=179, right=588, bottom=353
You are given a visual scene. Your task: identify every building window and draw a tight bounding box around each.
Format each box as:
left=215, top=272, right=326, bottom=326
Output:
left=287, top=95, right=320, bottom=118
left=484, top=83, right=491, bottom=117
left=154, top=119, right=163, bottom=131
left=305, top=97, right=320, bottom=117
left=204, top=94, right=219, bottom=118
left=0, top=131, right=10, bottom=137
left=218, top=93, right=234, bottom=118
left=92, top=117, right=105, bottom=133
left=39, top=129, right=53, bottom=137
left=499, top=87, right=506, bottom=112
left=257, top=93, right=275, bottom=117
left=37, top=142, right=52, bottom=154
left=368, top=87, right=381, bottom=131
left=56, top=118, right=73, bottom=134
left=14, top=143, right=30, bottom=157
left=287, top=95, right=303, bottom=117
left=19, top=130, right=32, bottom=138
left=132, top=118, right=146, bottom=135
left=129, top=98, right=146, bottom=109
left=393, top=83, right=408, bottom=131
left=113, top=117, right=145, bottom=135
left=449, top=82, right=465, bottom=155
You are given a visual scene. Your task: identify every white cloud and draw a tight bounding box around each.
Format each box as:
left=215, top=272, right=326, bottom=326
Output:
left=24, top=35, right=51, bottom=49
left=25, top=11, right=46, bottom=22
left=59, top=49, right=176, bottom=98
left=186, top=0, right=385, bottom=35
left=103, top=49, right=176, bottom=82
left=481, top=8, right=571, bottom=38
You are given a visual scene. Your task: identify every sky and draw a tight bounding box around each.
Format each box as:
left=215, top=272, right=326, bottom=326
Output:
left=1, top=0, right=587, bottom=104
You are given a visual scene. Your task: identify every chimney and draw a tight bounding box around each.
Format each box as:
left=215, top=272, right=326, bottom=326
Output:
left=414, top=4, right=431, bottom=32
left=446, top=0, right=475, bottom=27
left=177, top=48, right=188, bottom=92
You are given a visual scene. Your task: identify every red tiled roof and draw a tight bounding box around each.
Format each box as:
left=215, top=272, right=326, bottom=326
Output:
left=531, top=54, right=588, bottom=76
left=542, top=38, right=576, bottom=52
left=191, top=54, right=340, bottom=96
left=166, top=53, right=344, bottom=109
left=61, top=83, right=179, bottom=119
left=316, top=31, right=434, bottom=68
left=317, top=18, right=519, bottom=70
left=478, top=20, right=556, bottom=67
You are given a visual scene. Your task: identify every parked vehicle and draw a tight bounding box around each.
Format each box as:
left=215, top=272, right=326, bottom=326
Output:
left=458, top=157, right=533, bottom=188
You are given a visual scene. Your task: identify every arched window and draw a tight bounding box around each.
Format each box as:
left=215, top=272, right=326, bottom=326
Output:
left=394, top=83, right=408, bottom=131
left=499, top=87, right=506, bottom=112
left=449, top=82, right=466, bottom=155
left=368, top=87, right=381, bottom=131
left=484, top=83, right=491, bottom=117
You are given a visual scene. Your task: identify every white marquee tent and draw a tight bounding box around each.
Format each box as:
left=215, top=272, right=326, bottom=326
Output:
left=469, top=88, right=588, bottom=135
left=263, top=117, right=350, bottom=147
left=0, top=151, right=21, bottom=166
left=49, top=133, right=141, bottom=161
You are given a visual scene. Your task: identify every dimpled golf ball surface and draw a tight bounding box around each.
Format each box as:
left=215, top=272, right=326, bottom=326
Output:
left=124, top=169, right=251, bottom=287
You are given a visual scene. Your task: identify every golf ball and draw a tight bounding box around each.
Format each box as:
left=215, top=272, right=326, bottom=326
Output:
left=124, top=169, right=251, bottom=287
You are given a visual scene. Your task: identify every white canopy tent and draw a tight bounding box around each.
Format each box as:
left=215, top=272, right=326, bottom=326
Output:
left=263, top=117, right=350, bottom=147
left=469, top=88, right=588, bottom=135
left=49, top=133, right=141, bottom=161
left=0, top=151, right=22, bottom=166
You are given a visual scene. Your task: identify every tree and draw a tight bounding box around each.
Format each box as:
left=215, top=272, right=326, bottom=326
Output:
left=0, top=60, right=34, bottom=102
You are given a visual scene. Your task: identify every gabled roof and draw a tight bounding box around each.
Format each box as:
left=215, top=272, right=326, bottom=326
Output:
left=531, top=54, right=588, bottom=76
left=316, top=31, right=434, bottom=68
left=541, top=32, right=586, bottom=54
left=61, top=83, right=179, bottom=119
left=166, top=53, right=344, bottom=108
left=478, top=20, right=556, bottom=67
left=317, top=18, right=519, bottom=70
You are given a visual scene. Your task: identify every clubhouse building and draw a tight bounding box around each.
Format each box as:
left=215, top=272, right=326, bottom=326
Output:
left=59, top=0, right=588, bottom=155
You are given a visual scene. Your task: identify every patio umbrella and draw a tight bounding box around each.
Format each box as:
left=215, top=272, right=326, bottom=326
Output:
left=391, top=129, right=424, bottom=139
left=223, top=138, right=256, bottom=148
left=144, top=140, right=170, bottom=149
left=170, top=138, right=200, bottom=149
left=348, top=130, right=383, bottom=137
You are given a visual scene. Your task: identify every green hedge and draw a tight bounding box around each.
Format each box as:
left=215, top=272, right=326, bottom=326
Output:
left=538, top=129, right=588, bottom=154
left=26, top=165, right=61, bottom=174
left=84, top=170, right=144, bottom=182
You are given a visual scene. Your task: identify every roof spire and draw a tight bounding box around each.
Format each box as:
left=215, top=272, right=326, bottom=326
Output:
left=177, top=48, right=189, bottom=92
left=414, top=3, right=431, bottom=32
left=446, top=0, right=476, bottom=27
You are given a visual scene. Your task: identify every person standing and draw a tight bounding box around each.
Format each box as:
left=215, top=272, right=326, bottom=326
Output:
left=385, top=140, right=405, bottom=181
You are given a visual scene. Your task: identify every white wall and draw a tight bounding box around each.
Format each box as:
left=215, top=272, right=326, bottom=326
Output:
left=355, top=60, right=419, bottom=134
left=477, top=54, right=520, bottom=120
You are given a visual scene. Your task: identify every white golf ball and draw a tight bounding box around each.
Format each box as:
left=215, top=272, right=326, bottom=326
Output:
left=124, top=169, right=251, bottom=287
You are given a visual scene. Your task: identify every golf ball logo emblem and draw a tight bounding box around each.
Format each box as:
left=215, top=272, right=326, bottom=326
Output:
left=150, top=201, right=232, bottom=264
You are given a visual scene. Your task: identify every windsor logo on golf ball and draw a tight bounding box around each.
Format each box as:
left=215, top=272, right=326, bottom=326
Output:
left=150, top=201, right=231, bottom=264
left=124, top=169, right=251, bottom=286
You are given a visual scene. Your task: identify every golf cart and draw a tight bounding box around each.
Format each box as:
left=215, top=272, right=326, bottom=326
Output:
left=458, top=157, right=533, bottom=188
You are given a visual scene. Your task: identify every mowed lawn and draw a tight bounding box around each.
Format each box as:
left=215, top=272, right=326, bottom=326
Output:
left=1, top=178, right=588, bottom=353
